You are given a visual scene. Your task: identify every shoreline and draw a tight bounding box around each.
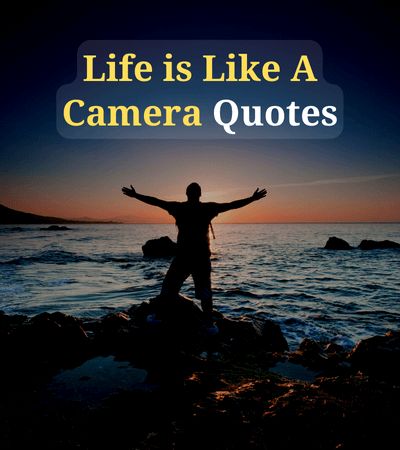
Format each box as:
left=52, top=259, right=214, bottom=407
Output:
left=1, top=296, right=399, bottom=449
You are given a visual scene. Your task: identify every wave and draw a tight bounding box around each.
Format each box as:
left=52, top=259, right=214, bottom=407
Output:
left=0, top=250, right=95, bottom=265
left=289, top=292, right=318, bottom=300
left=354, top=309, right=400, bottom=319
left=67, top=237, right=96, bottom=242
left=223, top=288, right=262, bottom=299
left=0, top=250, right=142, bottom=266
left=100, top=255, right=140, bottom=263
left=0, top=227, right=28, bottom=234
left=232, top=306, right=257, bottom=313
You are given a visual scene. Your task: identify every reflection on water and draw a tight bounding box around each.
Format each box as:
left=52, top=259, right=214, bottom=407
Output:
left=1, top=223, right=399, bottom=349
left=48, top=356, right=148, bottom=405
left=270, top=361, right=319, bottom=382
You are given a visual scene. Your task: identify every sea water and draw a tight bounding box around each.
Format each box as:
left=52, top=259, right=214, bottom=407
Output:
left=1, top=223, right=399, bottom=349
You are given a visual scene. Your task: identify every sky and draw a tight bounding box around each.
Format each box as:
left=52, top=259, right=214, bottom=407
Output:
left=0, top=1, right=399, bottom=223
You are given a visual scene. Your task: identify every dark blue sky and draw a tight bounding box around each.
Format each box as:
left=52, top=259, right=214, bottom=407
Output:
left=0, top=1, right=399, bottom=221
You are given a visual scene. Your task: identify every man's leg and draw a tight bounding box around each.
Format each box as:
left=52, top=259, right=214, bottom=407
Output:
left=160, top=256, right=190, bottom=299
left=192, top=258, right=213, bottom=322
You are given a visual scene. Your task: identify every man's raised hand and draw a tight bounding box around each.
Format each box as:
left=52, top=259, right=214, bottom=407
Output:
left=122, top=185, right=137, bottom=198
left=252, top=188, right=267, bottom=201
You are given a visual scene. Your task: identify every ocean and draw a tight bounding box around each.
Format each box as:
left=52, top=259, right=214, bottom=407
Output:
left=0, top=223, right=399, bottom=349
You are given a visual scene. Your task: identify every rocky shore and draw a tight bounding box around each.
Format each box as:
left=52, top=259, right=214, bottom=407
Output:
left=1, top=296, right=399, bottom=449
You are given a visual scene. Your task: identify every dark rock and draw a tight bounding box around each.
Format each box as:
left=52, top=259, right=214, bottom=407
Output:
left=252, top=317, right=289, bottom=352
left=0, top=312, right=28, bottom=344
left=130, top=295, right=207, bottom=353
left=142, top=236, right=177, bottom=257
left=289, top=338, right=329, bottom=368
left=127, top=297, right=289, bottom=360
left=299, top=338, right=324, bottom=355
left=1, top=303, right=400, bottom=450
left=94, top=312, right=132, bottom=350
left=324, top=236, right=353, bottom=250
left=153, top=295, right=205, bottom=325
left=324, top=342, right=345, bottom=354
left=129, top=295, right=204, bottom=327
left=218, top=317, right=260, bottom=351
left=101, top=311, right=130, bottom=327
left=349, top=330, right=400, bottom=378
left=0, top=311, right=28, bottom=329
left=263, top=382, right=346, bottom=450
left=358, top=239, right=400, bottom=250
left=40, top=225, right=71, bottom=231
left=15, top=312, right=89, bottom=362
left=289, top=339, right=350, bottom=373
left=219, top=316, right=288, bottom=353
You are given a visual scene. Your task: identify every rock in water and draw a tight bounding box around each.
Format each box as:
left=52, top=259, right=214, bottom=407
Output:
left=252, top=317, right=289, bottom=352
left=142, top=236, right=177, bottom=257
left=40, top=225, right=71, bottom=230
left=358, top=239, right=400, bottom=250
left=324, top=236, right=353, bottom=250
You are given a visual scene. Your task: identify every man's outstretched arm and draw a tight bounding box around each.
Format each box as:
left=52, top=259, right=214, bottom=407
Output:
left=122, top=185, right=172, bottom=211
left=216, top=188, right=267, bottom=213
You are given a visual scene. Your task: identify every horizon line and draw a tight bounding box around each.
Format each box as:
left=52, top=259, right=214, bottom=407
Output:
left=112, top=221, right=400, bottom=225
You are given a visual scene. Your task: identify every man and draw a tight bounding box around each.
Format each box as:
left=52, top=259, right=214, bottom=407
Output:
left=122, top=182, right=267, bottom=331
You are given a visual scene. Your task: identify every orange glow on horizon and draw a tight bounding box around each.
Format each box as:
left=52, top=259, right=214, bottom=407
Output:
left=3, top=188, right=399, bottom=224
left=2, top=151, right=399, bottom=223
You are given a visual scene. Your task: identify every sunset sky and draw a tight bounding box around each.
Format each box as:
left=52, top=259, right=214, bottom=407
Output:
left=1, top=2, right=399, bottom=223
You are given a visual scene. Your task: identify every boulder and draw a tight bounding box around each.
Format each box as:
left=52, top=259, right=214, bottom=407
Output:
left=7, top=312, right=90, bottom=364
left=289, top=338, right=329, bottom=368
left=349, top=330, right=400, bottom=378
left=288, top=339, right=351, bottom=373
left=127, top=296, right=288, bottom=355
left=219, top=316, right=288, bottom=353
left=129, top=294, right=204, bottom=333
left=324, top=236, right=353, bottom=250
left=0, top=311, right=28, bottom=345
left=252, top=317, right=289, bottom=352
left=94, top=312, right=132, bottom=350
left=358, top=239, right=400, bottom=250
left=142, top=236, right=177, bottom=257
left=40, top=225, right=71, bottom=230
left=126, top=295, right=214, bottom=360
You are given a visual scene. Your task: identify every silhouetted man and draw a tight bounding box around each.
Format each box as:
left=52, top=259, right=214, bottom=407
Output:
left=122, top=183, right=267, bottom=330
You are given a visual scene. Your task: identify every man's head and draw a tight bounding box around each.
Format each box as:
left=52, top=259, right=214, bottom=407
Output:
left=186, top=182, right=201, bottom=201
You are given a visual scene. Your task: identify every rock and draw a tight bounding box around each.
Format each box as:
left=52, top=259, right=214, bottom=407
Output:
left=142, top=236, right=177, bottom=257
left=101, top=311, right=130, bottom=327
left=16, top=312, right=89, bottom=361
left=324, top=236, right=353, bottom=250
left=129, top=295, right=205, bottom=338
left=263, top=383, right=346, bottom=450
left=324, top=237, right=400, bottom=251
left=358, top=239, right=400, bottom=250
left=349, top=330, right=400, bottom=378
left=252, top=317, right=289, bottom=352
left=288, top=338, right=351, bottom=374
left=0, top=311, right=28, bottom=329
left=219, top=317, right=261, bottom=351
left=127, top=297, right=288, bottom=358
left=289, top=338, right=329, bottom=368
left=40, top=225, right=71, bottom=231
left=95, top=312, right=131, bottom=347
left=324, top=342, right=345, bottom=354
left=219, top=316, right=288, bottom=353
left=1, top=303, right=400, bottom=450
left=0, top=312, right=28, bottom=344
